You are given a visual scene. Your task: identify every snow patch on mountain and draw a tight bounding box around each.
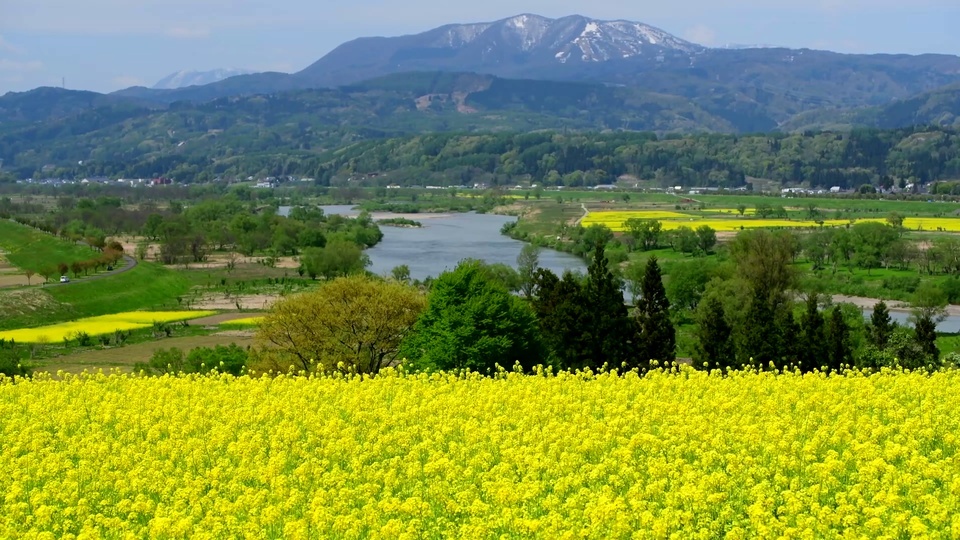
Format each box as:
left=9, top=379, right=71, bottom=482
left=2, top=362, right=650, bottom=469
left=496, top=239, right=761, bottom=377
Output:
left=428, top=14, right=701, bottom=64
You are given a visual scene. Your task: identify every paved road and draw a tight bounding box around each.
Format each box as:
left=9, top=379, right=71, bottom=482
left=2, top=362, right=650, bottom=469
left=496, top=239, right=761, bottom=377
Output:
left=46, top=254, right=138, bottom=287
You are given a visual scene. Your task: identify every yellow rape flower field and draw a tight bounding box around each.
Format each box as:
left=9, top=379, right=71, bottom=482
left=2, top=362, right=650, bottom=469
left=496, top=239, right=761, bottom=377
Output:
left=1, top=368, right=959, bottom=538
left=582, top=211, right=960, bottom=233
left=0, top=311, right=216, bottom=343
left=220, top=316, right=264, bottom=328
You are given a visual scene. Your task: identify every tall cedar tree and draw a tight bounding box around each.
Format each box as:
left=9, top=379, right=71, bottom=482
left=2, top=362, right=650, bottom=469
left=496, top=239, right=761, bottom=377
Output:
left=531, top=269, right=593, bottom=370
left=798, top=294, right=828, bottom=373
left=914, top=315, right=940, bottom=363
left=777, top=308, right=801, bottom=370
left=826, top=306, right=852, bottom=372
left=583, top=244, right=638, bottom=370
left=636, top=256, right=676, bottom=367
left=693, top=295, right=734, bottom=371
left=869, top=301, right=894, bottom=348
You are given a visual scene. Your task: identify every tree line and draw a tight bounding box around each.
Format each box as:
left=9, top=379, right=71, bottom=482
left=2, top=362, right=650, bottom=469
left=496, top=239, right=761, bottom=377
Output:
left=251, top=228, right=955, bottom=377
left=5, top=126, right=960, bottom=190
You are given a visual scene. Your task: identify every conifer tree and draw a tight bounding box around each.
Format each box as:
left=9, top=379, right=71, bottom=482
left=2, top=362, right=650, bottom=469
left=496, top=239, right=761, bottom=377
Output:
left=826, top=306, right=852, bottom=372
left=798, top=294, right=827, bottom=373
left=531, top=269, right=592, bottom=370
left=583, top=244, right=638, bottom=370
left=914, top=316, right=940, bottom=364
left=693, top=295, right=734, bottom=371
left=636, top=256, right=676, bottom=367
left=869, top=301, right=893, bottom=348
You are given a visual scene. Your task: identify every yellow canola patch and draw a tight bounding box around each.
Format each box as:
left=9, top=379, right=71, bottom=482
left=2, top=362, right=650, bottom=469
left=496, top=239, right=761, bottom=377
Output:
left=1, top=369, right=959, bottom=538
left=220, top=316, right=264, bottom=327
left=0, top=311, right=216, bottom=343
left=902, top=217, right=960, bottom=232
left=584, top=210, right=960, bottom=233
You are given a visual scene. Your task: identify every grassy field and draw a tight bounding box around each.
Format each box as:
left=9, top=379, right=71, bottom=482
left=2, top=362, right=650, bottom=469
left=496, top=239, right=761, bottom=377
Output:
left=0, top=220, right=100, bottom=274
left=47, top=262, right=191, bottom=318
left=30, top=334, right=255, bottom=374
left=1, top=370, right=958, bottom=538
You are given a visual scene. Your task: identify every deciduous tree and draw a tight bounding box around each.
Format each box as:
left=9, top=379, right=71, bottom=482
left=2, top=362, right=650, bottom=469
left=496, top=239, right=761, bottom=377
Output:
left=258, top=275, right=426, bottom=373
left=399, top=261, right=543, bottom=373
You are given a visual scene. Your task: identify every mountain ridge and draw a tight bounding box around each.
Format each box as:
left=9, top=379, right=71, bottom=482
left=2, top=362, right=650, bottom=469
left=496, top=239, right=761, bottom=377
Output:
left=153, top=69, right=256, bottom=90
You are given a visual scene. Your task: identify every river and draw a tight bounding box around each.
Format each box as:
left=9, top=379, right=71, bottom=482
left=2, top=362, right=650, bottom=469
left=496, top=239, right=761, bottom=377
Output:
left=280, top=205, right=587, bottom=281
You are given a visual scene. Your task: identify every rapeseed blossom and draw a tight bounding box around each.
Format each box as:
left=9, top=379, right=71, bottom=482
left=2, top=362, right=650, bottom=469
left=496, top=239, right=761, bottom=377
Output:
left=582, top=210, right=960, bottom=232
left=0, top=368, right=958, bottom=538
left=0, top=311, right=216, bottom=343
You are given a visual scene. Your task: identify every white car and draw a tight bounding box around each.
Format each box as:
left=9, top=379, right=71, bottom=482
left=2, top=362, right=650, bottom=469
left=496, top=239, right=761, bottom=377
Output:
left=59, top=276, right=70, bottom=283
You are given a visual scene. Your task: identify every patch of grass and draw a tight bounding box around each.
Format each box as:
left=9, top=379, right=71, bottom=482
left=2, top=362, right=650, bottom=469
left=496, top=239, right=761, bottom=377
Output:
left=33, top=334, right=254, bottom=374
left=47, top=262, right=191, bottom=319
left=0, top=289, right=73, bottom=331
left=0, top=220, right=99, bottom=273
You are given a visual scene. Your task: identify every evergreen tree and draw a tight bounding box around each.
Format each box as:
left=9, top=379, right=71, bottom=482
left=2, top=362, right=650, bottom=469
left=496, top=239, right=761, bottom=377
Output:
left=869, top=301, right=894, bottom=348
left=798, top=294, right=827, bottom=373
left=636, top=256, right=676, bottom=367
left=531, top=269, right=592, bottom=370
left=693, top=295, right=734, bottom=371
left=738, top=292, right=781, bottom=369
left=914, top=315, right=940, bottom=364
left=826, top=306, right=852, bottom=372
left=583, top=244, right=638, bottom=370
left=777, top=308, right=801, bottom=370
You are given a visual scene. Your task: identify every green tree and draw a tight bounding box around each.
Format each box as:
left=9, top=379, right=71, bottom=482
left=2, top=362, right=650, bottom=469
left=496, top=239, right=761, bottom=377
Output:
left=517, top=244, right=541, bottom=298
left=258, top=275, right=426, bottom=373
left=798, top=294, right=828, bottom=373
left=624, top=218, right=662, bottom=251
left=636, top=257, right=675, bottom=366
left=695, top=225, right=717, bottom=255
left=532, top=269, right=592, bottom=370
left=391, top=264, right=411, bottom=283
left=399, top=261, right=544, bottom=373
left=671, top=226, right=698, bottom=255
left=826, top=306, right=852, bottom=372
left=299, top=240, right=370, bottom=280
left=665, top=260, right=719, bottom=312
left=693, top=295, right=735, bottom=370
left=730, top=230, right=798, bottom=368
left=868, top=301, right=894, bottom=348
left=583, top=245, right=639, bottom=370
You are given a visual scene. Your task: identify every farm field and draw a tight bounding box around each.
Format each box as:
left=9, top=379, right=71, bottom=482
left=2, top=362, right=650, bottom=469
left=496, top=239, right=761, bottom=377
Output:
left=0, top=369, right=957, bottom=538
left=582, top=210, right=960, bottom=232
left=0, top=311, right=216, bottom=343
left=31, top=334, right=255, bottom=374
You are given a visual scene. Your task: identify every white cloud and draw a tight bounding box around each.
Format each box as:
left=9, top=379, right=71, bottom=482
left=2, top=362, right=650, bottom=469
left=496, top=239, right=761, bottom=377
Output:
left=683, top=24, right=717, bottom=46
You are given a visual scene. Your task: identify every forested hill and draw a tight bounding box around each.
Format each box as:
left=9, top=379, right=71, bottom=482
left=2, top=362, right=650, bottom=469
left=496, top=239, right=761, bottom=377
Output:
left=314, top=129, right=960, bottom=189
left=5, top=125, right=958, bottom=191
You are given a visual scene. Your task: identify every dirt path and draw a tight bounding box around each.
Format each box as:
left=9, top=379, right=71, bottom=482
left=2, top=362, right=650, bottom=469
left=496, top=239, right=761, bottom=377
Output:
left=575, top=203, right=589, bottom=226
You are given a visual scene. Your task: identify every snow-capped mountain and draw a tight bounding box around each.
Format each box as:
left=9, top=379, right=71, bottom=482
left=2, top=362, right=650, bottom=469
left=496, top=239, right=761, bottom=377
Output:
left=296, top=14, right=703, bottom=86
left=428, top=14, right=701, bottom=61
left=152, top=69, right=255, bottom=90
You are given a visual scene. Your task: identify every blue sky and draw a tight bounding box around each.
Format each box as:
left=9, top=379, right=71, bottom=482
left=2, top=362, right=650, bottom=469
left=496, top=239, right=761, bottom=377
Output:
left=1, top=0, right=958, bottom=94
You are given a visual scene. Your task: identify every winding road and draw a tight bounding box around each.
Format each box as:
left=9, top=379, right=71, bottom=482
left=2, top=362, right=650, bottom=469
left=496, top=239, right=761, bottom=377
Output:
left=46, top=254, right=138, bottom=287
